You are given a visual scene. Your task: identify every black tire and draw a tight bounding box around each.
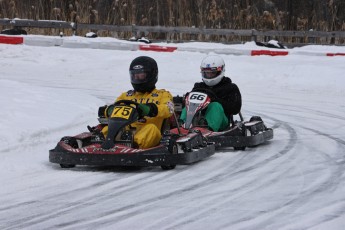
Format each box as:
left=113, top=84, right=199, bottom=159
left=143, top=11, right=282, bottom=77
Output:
left=250, top=116, right=263, bottom=122
left=60, top=136, right=79, bottom=149
left=234, top=123, right=247, bottom=151
left=234, top=146, right=246, bottom=151
left=161, top=165, right=176, bottom=170
left=60, top=164, right=76, bottom=168
left=161, top=143, right=177, bottom=170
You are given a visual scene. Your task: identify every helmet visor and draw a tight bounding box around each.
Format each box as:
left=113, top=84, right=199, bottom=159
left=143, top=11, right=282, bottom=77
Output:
left=201, top=66, right=223, bottom=79
left=130, top=69, right=148, bottom=84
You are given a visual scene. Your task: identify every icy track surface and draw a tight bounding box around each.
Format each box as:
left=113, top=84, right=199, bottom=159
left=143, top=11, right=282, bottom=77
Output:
left=1, top=41, right=345, bottom=230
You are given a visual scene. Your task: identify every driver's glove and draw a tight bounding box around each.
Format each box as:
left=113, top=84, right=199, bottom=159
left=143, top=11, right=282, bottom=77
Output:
left=104, top=104, right=116, bottom=117
left=98, top=105, right=108, bottom=117
left=138, top=103, right=158, bottom=117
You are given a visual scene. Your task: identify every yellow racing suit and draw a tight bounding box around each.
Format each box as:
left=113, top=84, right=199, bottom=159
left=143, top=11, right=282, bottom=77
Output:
left=102, top=88, right=174, bottom=149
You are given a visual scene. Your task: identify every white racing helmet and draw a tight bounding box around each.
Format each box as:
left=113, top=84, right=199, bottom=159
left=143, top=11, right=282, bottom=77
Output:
left=200, top=55, right=225, bottom=86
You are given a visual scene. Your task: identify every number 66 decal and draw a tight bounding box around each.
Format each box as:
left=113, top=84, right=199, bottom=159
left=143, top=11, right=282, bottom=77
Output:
left=188, top=92, right=207, bottom=103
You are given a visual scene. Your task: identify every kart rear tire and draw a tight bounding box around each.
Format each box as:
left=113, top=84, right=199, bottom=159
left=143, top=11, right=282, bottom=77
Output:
left=234, top=146, right=246, bottom=151
left=250, top=116, right=263, bottom=122
left=161, top=143, right=177, bottom=170
left=60, top=164, right=76, bottom=168
left=161, top=165, right=176, bottom=170
left=234, top=123, right=247, bottom=151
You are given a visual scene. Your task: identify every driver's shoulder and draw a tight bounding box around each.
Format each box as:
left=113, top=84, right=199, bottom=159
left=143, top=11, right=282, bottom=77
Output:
left=152, top=88, right=173, bottom=96
left=116, top=90, right=131, bottom=98
left=193, top=81, right=206, bottom=89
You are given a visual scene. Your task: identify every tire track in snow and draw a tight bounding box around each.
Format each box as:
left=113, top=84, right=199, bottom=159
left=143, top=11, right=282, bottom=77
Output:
left=1, top=166, right=190, bottom=230
left=0, top=101, right=304, bottom=229
left=156, top=119, right=298, bottom=230
left=223, top=104, right=345, bottom=229
left=4, top=100, right=344, bottom=229
left=45, top=151, right=251, bottom=229
left=216, top=112, right=345, bottom=229
left=139, top=108, right=333, bottom=229
left=0, top=118, right=91, bottom=154
left=62, top=118, right=295, bottom=229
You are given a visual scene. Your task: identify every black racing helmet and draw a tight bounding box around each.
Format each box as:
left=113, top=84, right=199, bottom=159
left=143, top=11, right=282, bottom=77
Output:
left=129, top=56, right=158, bottom=93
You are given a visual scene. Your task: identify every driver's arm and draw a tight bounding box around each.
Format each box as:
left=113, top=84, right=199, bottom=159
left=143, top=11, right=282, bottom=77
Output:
left=155, top=90, right=174, bottom=119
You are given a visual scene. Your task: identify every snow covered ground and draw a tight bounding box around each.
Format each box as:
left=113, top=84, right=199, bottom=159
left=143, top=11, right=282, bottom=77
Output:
left=1, top=37, right=345, bottom=230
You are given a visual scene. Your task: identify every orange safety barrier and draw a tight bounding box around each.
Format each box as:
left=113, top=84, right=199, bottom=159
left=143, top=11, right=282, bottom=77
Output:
left=0, top=35, right=24, bottom=44
left=139, top=44, right=177, bottom=52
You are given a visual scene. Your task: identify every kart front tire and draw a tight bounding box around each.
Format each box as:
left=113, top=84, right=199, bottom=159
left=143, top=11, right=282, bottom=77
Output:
left=60, top=164, right=76, bottom=168
left=161, top=165, right=176, bottom=170
left=234, top=146, right=246, bottom=151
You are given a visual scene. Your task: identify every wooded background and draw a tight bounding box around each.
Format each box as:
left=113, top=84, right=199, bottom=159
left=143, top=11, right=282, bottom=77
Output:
left=1, top=0, right=344, bottom=42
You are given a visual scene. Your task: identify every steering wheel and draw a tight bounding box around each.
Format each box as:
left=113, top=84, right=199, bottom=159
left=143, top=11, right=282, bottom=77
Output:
left=106, top=100, right=143, bottom=119
left=113, top=100, right=140, bottom=108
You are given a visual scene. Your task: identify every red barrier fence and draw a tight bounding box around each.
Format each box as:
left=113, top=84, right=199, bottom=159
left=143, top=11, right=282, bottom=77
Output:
left=0, top=35, right=24, bottom=44
left=139, top=45, right=177, bottom=52
left=251, top=50, right=289, bottom=56
left=1, top=35, right=344, bottom=57
left=326, top=53, right=345, bottom=56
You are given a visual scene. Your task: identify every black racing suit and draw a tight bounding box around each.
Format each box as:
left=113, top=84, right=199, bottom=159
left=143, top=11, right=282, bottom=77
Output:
left=191, top=77, right=242, bottom=117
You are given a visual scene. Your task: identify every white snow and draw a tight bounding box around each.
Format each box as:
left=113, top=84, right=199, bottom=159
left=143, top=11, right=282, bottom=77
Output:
left=0, top=37, right=345, bottom=230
